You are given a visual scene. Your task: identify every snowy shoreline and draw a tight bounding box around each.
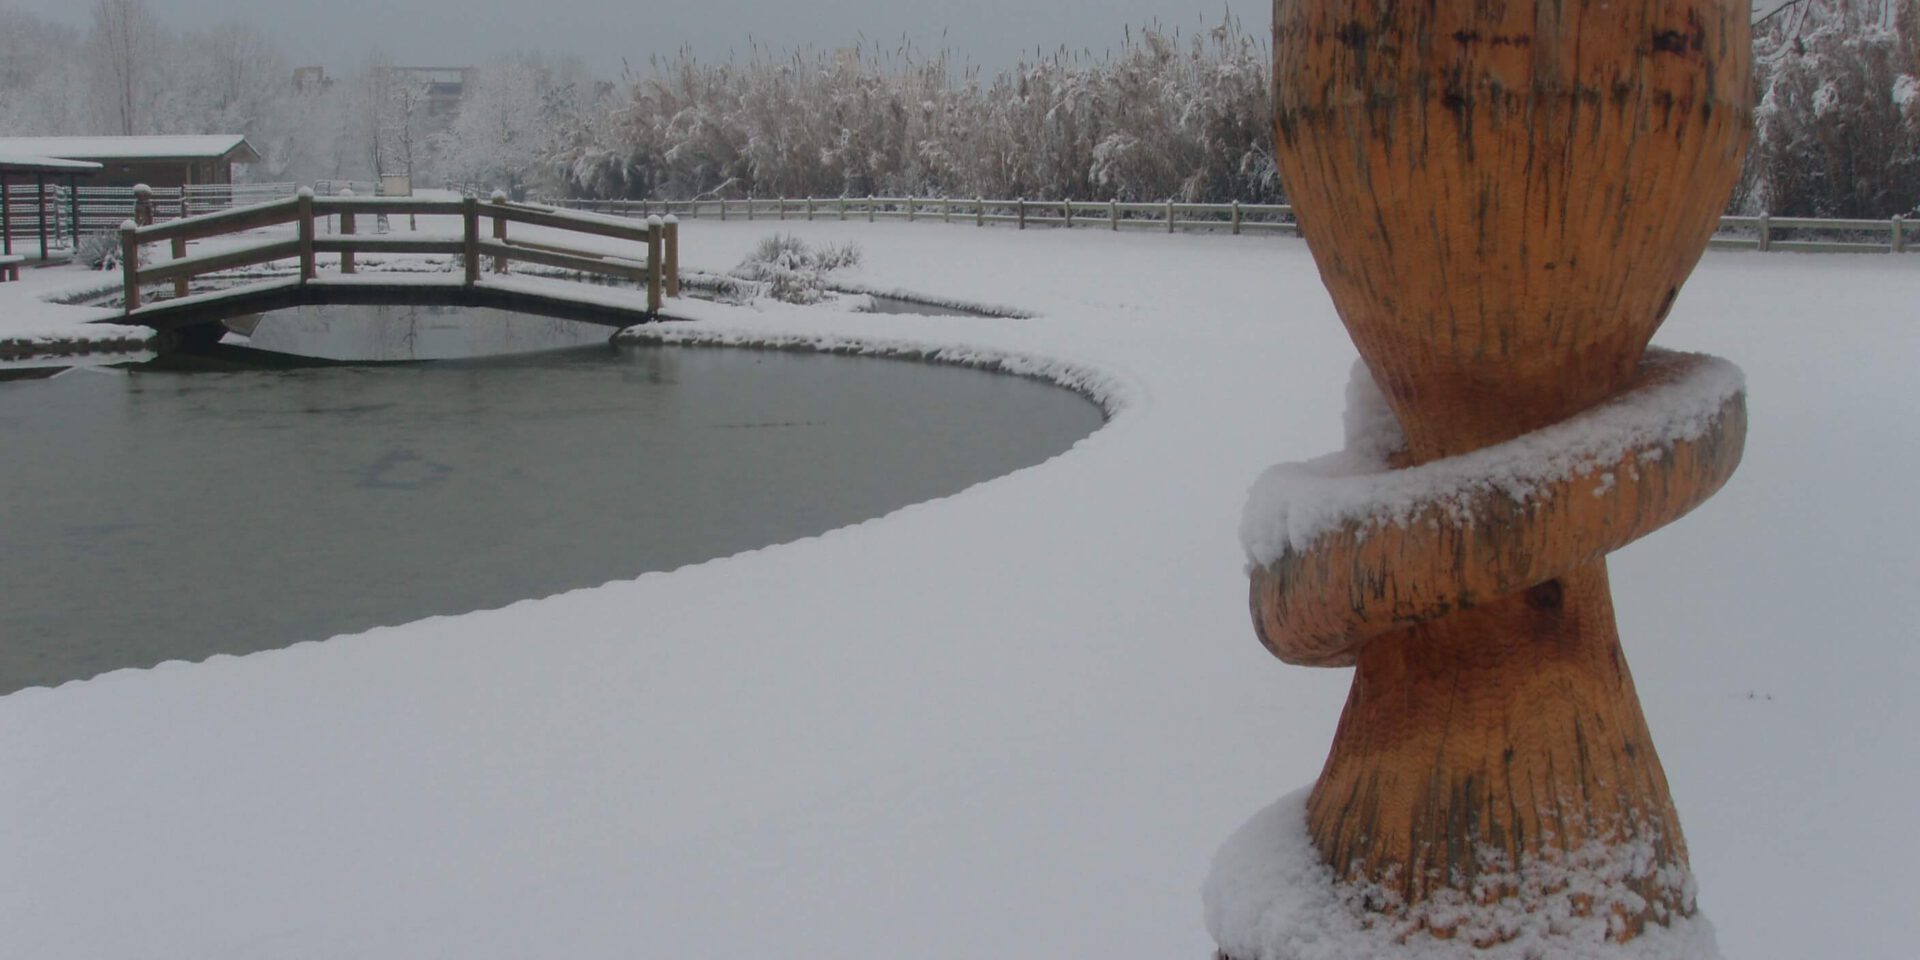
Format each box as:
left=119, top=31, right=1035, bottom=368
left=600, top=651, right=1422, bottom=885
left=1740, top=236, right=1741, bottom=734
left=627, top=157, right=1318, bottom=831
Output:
left=2, top=221, right=1916, bottom=960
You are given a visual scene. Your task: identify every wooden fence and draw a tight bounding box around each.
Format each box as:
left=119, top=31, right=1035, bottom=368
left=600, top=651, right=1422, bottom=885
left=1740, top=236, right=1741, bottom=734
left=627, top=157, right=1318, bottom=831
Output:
left=541, top=195, right=1915, bottom=254
left=118, top=192, right=679, bottom=315
left=3, top=182, right=354, bottom=254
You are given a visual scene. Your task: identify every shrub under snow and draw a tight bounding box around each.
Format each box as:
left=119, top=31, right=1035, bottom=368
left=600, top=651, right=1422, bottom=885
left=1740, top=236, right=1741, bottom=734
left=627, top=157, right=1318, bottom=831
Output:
left=731, top=234, right=864, bottom=305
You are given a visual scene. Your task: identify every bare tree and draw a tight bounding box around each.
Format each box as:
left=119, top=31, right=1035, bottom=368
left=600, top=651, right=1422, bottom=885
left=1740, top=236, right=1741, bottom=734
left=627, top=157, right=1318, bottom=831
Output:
left=88, top=0, right=161, bottom=136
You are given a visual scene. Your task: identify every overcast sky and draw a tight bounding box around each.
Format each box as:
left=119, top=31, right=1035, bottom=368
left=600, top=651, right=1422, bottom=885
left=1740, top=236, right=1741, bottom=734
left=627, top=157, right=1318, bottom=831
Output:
left=9, top=0, right=1261, bottom=77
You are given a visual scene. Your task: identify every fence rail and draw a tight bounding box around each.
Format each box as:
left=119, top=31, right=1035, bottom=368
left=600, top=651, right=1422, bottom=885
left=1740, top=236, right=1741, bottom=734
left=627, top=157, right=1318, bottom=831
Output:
left=3, top=181, right=367, bottom=258
left=118, top=192, right=679, bottom=315
left=538, top=195, right=1916, bottom=254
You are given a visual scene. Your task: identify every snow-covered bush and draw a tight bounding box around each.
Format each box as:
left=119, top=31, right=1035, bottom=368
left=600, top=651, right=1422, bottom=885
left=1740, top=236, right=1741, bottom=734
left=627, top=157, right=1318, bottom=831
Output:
left=75, top=231, right=123, bottom=271
left=732, top=234, right=863, bottom=304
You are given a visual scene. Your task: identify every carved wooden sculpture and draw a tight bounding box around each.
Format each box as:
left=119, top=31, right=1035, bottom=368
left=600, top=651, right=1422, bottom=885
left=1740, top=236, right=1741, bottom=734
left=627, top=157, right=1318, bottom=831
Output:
left=1227, top=0, right=1754, bottom=951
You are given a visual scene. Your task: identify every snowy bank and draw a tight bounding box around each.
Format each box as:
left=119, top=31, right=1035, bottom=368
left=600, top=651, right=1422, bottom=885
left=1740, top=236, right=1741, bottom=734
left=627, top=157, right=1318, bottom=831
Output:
left=1, top=221, right=1916, bottom=960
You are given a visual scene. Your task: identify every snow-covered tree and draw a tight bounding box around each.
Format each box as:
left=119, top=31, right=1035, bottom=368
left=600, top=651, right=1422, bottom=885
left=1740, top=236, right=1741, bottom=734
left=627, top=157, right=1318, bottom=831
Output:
left=1737, top=0, right=1920, bottom=216
left=437, top=53, right=594, bottom=198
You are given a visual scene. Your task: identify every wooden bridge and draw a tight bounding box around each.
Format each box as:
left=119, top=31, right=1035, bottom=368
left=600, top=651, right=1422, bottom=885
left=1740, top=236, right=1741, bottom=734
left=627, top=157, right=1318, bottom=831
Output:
left=114, top=191, right=682, bottom=336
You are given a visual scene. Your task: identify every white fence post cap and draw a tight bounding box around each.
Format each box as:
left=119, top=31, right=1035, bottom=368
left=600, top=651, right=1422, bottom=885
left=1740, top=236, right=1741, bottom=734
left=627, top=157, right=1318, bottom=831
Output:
left=663, top=215, right=679, bottom=225
left=119, top=219, right=137, bottom=231
left=133, top=184, right=151, bottom=196
left=297, top=186, right=315, bottom=199
left=490, top=190, right=508, bottom=202
left=647, top=215, right=665, bottom=227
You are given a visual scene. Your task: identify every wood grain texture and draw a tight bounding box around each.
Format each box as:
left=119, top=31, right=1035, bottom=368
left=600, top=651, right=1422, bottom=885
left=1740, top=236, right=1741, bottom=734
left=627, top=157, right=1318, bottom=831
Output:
left=1253, top=364, right=1747, bottom=668
left=1274, top=0, right=1754, bottom=458
left=1254, top=0, right=1754, bottom=945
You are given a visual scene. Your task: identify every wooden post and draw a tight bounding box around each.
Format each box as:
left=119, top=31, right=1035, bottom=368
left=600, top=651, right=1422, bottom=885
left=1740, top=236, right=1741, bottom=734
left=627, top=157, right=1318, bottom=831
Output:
left=1759, top=213, right=1772, bottom=252
left=839, top=196, right=848, bottom=221
left=942, top=198, right=952, bottom=224
left=171, top=236, right=189, bottom=299
left=976, top=196, right=984, bottom=228
left=1063, top=201, right=1073, bottom=229
left=339, top=188, right=357, bottom=274
left=1893, top=215, right=1905, bottom=254
left=1110, top=199, right=1119, bottom=231
left=2, top=175, right=12, bottom=258
left=747, top=195, right=755, bottom=221
left=67, top=175, right=81, bottom=249
left=867, top=195, right=876, bottom=223
left=645, top=215, right=664, bottom=313
left=1165, top=199, right=1174, bottom=234
left=297, top=188, right=317, bottom=282
left=490, top=190, right=510, bottom=273
left=461, top=195, right=479, bottom=285
left=1017, top=197, right=1026, bottom=230
left=906, top=197, right=916, bottom=223
left=133, top=183, right=153, bottom=228
left=35, top=174, right=48, bottom=261
left=806, top=197, right=815, bottom=221
left=1231, top=200, right=1242, bottom=236
left=778, top=197, right=786, bottom=221
left=120, top=221, right=140, bottom=312
left=663, top=215, right=680, bottom=298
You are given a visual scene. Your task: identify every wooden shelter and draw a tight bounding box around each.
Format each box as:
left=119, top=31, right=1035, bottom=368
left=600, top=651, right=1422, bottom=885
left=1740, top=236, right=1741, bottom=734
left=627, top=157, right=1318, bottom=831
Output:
left=0, top=136, right=259, bottom=190
left=0, top=155, right=102, bottom=269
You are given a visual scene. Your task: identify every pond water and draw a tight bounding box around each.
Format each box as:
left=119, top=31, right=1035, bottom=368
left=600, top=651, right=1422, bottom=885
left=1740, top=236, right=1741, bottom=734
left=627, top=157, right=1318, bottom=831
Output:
left=0, top=305, right=1102, bottom=695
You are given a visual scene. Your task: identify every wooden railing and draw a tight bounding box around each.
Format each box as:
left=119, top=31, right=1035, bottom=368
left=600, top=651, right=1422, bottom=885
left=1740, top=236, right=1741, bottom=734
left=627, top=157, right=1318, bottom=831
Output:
left=118, top=191, right=680, bottom=315
left=542, top=195, right=1915, bottom=254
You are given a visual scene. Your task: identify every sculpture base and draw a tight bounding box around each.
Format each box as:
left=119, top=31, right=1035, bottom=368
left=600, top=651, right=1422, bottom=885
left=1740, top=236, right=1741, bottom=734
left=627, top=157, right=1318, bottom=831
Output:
left=1203, top=789, right=1722, bottom=960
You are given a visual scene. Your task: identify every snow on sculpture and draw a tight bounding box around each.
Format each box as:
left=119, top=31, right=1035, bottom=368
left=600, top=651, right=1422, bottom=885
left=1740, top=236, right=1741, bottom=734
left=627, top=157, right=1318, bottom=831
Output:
left=1207, top=1, right=1755, bottom=957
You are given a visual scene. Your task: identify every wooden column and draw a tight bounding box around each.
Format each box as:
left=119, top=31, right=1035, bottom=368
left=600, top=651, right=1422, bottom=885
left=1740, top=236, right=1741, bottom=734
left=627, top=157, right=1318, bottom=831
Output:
left=461, top=196, right=480, bottom=285
left=35, top=174, right=48, bottom=261
left=297, top=188, right=317, bottom=282
left=491, top=191, right=509, bottom=273
left=1244, top=0, right=1756, bottom=947
left=120, top=222, right=141, bottom=312
left=68, top=175, right=81, bottom=249
left=2, top=174, right=12, bottom=258
left=645, top=215, right=664, bottom=313
left=663, top=215, right=680, bottom=298
left=339, top=189, right=357, bottom=274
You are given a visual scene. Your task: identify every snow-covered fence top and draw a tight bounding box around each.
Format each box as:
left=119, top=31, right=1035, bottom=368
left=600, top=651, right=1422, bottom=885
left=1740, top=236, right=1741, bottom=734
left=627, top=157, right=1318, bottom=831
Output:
left=541, top=195, right=1916, bottom=255
left=115, top=194, right=682, bottom=318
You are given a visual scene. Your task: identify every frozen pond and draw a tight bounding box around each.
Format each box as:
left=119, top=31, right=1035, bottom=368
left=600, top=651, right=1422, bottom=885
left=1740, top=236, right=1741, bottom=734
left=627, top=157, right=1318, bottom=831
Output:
left=0, top=305, right=1103, bottom=695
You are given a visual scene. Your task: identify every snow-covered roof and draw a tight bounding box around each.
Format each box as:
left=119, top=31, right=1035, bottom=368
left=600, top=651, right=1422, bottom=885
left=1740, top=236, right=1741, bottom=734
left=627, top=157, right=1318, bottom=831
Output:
left=0, top=136, right=259, bottom=163
left=0, top=154, right=105, bottom=174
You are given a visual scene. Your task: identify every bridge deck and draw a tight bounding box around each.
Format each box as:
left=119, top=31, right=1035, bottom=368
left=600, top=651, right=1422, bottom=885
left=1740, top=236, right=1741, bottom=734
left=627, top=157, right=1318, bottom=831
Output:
left=112, top=275, right=681, bottom=335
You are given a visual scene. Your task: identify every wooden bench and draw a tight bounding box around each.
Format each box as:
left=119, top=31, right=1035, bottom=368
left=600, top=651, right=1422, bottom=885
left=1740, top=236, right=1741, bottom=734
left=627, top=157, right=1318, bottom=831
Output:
left=0, top=254, right=23, bottom=282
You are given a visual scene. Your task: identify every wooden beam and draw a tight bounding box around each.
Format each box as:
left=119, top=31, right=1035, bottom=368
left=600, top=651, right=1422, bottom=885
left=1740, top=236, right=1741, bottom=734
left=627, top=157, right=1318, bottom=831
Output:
left=139, top=239, right=304, bottom=285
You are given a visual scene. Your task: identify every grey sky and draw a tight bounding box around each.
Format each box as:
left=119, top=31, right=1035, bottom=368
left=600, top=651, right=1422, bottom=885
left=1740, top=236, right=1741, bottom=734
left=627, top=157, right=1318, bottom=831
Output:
left=10, top=0, right=1260, bottom=78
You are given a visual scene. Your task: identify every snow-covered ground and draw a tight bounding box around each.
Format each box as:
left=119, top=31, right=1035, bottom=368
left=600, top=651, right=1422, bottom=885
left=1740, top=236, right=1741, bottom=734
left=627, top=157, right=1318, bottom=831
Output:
left=1, top=221, right=1915, bottom=959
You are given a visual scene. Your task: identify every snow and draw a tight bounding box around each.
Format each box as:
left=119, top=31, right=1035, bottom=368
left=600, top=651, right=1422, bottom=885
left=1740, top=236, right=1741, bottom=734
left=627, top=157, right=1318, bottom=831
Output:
left=1239, top=350, right=1746, bottom=568
left=1203, top=790, right=1722, bottom=960
left=0, top=154, right=104, bottom=172
left=0, top=135, right=256, bottom=161
left=1, top=220, right=1917, bottom=960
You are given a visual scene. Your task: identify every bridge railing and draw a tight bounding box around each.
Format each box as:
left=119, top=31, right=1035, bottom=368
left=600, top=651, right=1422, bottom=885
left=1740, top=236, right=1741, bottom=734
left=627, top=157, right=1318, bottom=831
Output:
left=119, top=191, right=679, bottom=315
